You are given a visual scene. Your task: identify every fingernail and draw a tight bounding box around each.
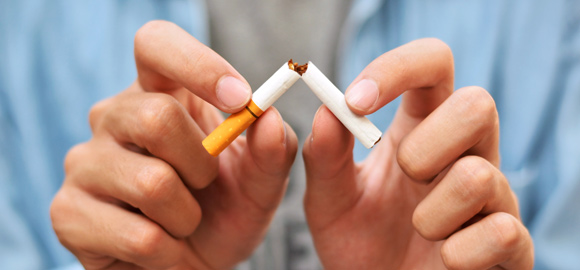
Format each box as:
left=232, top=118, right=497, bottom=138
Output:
left=345, top=79, right=379, bottom=112
left=282, top=121, right=288, bottom=147
left=273, top=108, right=287, bottom=146
left=310, top=106, right=324, bottom=143
left=216, top=76, right=252, bottom=109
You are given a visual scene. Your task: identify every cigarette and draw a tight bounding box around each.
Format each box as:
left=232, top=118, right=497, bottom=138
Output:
left=302, top=61, right=382, bottom=148
left=202, top=60, right=304, bottom=156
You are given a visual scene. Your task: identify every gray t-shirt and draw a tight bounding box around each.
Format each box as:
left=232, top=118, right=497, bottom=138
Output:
left=206, top=1, right=352, bottom=268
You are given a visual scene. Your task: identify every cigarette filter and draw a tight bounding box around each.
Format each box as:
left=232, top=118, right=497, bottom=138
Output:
left=302, top=61, right=382, bottom=148
left=203, top=62, right=302, bottom=156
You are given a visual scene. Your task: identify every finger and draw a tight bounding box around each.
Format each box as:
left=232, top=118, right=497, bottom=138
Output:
left=93, top=92, right=218, bottom=189
left=397, top=86, right=500, bottom=182
left=65, top=141, right=202, bottom=238
left=149, top=83, right=226, bottom=136
left=345, top=38, right=454, bottom=118
left=189, top=107, right=298, bottom=269
left=134, top=20, right=251, bottom=112
left=441, top=212, right=534, bottom=270
left=242, top=107, right=298, bottom=209
left=303, top=105, right=360, bottom=228
left=413, top=156, right=519, bottom=241
left=51, top=186, right=186, bottom=270
left=91, top=84, right=224, bottom=146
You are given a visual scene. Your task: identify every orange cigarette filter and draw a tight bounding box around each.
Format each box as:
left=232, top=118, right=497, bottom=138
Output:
left=202, top=101, right=263, bottom=157
left=202, top=60, right=305, bottom=156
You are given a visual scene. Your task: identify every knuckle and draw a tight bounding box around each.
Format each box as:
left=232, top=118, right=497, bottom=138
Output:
left=470, top=87, right=496, bottom=117
left=136, top=95, right=184, bottom=142
left=397, top=139, right=432, bottom=182
left=489, top=212, right=523, bottom=251
left=64, top=143, right=90, bottom=175
left=428, top=38, right=453, bottom=60
left=452, top=156, right=495, bottom=201
left=135, top=163, right=176, bottom=201
left=49, top=189, right=78, bottom=251
left=457, top=86, right=498, bottom=130
left=412, top=207, right=439, bottom=240
left=88, top=98, right=112, bottom=131
left=50, top=190, right=70, bottom=229
left=421, top=38, right=454, bottom=63
left=134, top=20, right=173, bottom=48
left=420, top=38, right=454, bottom=81
left=423, top=37, right=449, bottom=49
left=124, top=223, right=166, bottom=259
left=440, top=241, right=464, bottom=270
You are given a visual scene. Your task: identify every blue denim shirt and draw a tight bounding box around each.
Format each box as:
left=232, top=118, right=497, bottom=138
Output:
left=0, top=0, right=578, bottom=269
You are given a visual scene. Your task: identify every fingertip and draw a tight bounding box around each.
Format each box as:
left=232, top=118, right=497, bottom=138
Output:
left=304, top=106, right=354, bottom=170
left=283, top=121, right=299, bottom=159
left=247, top=107, right=297, bottom=175
left=345, top=79, right=379, bottom=114
left=248, top=107, right=285, bottom=147
left=215, top=75, right=252, bottom=112
left=234, top=108, right=295, bottom=214
left=311, top=106, right=354, bottom=153
left=302, top=107, right=360, bottom=228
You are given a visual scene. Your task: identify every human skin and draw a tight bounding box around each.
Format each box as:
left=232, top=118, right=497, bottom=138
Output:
left=51, top=21, right=534, bottom=269
left=303, top=38, right=534, bottom=269
left=50, top=21, right=298, bottom=270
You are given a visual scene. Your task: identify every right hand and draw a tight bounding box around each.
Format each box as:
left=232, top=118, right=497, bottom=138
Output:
left=302, top=39, right=533, bottom=269
left=50, top=21, right=298, bottom=270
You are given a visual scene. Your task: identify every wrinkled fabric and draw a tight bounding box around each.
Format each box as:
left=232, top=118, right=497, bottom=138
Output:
left=0, top=0, right=578, bottom=269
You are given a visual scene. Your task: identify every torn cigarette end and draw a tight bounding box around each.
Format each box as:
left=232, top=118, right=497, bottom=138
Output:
left=288, top=59, right=308, bottom=75
left=202, top=61, right=301, bottom=156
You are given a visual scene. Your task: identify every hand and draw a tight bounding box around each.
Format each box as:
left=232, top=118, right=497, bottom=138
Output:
left=303, top=39, right=533, bottom=269
left=50, top=21, right=298, bottom=270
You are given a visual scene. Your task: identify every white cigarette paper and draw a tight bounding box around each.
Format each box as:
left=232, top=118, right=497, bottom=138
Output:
left=202, top=61, right=300, bottom=157
left=253, top=63, right=301, bottom=111
left=302, top=61, right=382, bottom=148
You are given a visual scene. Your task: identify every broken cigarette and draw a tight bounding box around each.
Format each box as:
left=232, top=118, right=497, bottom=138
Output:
left=202, top=60, right=304, bottom=156
left=302, top=61, right=382, bottom=148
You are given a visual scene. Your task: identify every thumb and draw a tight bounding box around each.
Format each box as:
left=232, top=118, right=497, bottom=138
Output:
left=190, top=107, right=298, bottom=269
left=303, top=105, right=362, bottom=229
left=239, top=107, right=299, bottom=210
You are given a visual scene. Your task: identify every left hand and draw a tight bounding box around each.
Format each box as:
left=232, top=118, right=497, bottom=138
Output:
left=303, top=38, right=534, bottom=269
